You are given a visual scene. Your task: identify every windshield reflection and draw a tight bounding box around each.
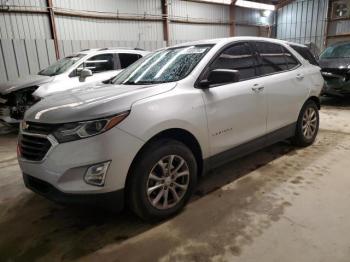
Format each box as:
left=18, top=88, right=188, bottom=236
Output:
left=112, top=45, right=213, bottom=85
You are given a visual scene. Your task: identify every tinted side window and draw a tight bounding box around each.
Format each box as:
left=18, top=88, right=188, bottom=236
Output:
left=290, top=45, right=318, bottom=66
left=255, top=42, right=288, bottom=75
left=283, top=46, right=299, bottom=69
left=210, top=43, right=257, bottom=81
left=84, top=54, right=115, bottom=73
left=119, top=53, right=142, bottom=69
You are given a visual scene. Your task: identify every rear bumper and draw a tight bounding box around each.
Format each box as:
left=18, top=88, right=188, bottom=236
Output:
left=23, top=173, right=125, bottom=211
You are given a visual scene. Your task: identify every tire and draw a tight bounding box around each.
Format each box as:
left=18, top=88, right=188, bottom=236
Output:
left=291, top=100, right=319, bottom=147
left=127, top=139, right=197, bottom=222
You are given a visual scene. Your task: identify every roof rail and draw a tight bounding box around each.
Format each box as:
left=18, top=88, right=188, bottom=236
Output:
left=97, top=47, right=145, bottom=51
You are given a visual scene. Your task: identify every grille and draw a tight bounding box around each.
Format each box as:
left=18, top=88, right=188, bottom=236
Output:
left=19, top=134, right=52, bottom=161
left=25, top=122, right=59, bottom=135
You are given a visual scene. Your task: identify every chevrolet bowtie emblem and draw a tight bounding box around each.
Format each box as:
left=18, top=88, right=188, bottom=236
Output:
left=22, top=121, right=29, bottom=130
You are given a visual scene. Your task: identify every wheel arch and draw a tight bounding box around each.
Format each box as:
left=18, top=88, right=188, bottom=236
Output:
left=306, top=96, right=321, bottom=110
left=125, top=128, right=204, bottom=192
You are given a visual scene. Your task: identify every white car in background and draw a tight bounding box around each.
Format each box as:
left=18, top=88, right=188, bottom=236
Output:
left=0, top=48, right=149, bottom=125
left=18, top=37, right=323, bottom=221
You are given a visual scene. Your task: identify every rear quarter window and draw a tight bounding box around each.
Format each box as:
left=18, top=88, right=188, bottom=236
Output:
left=290, top=45, right=318, bottom=66
left=254, top=42, right=289, bottom=75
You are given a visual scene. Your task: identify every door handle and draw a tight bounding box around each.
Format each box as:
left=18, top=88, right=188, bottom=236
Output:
left=296, top=74, right=304, bottom=80
left=252, top=85, right=264, bottom=92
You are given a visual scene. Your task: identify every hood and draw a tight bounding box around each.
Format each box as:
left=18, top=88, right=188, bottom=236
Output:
left=0, top=75, right=53, bottom=95
left=24, top=82, right=177, bottom=124
left=318, top=58, right=350, bottom=70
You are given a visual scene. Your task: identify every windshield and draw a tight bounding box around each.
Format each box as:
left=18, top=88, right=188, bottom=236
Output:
left=319, top=43, right=350, bottom=59
left=38, top=54, right=86, bottom=76
left=112, top=45, right=213, bottom=85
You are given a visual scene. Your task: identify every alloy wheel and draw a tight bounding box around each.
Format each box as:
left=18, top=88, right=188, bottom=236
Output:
left=302, top=107, right=318, bottom=140
left=146, top=155, right=190, bottom=210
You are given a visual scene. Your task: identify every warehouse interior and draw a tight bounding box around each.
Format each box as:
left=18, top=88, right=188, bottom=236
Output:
left=1, top=0, right=350, bottom=261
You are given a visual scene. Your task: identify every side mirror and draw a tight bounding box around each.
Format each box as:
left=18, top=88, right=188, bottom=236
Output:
left=79, top=69, right=93, bottom=82
left=199, top=69, right=239, bottom=88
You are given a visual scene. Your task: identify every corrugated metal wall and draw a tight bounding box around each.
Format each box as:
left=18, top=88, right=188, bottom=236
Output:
left=168, top=0, right=229, bottom=41
left=53, top=0, right=164, bottom=41
left=53, top=0, right=162, bottom=13
left=236, top=6, right=274, bottom=26
left=0, top=0, right=272, bottom=42
left=0, top=0, right=51, bottom=39
left=168, top=2, right=273, bottom=41
left=236, top=25, right=260, bottom=36
left=55, top=16, right=164, bottom=41
left=0, top=0, right=274, bottom=82
left=276, top=0, right=328, bottom=53
left=0, top=39, right=56, bottom=81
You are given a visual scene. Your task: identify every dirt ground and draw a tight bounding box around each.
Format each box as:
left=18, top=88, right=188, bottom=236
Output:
left=1, top=97, right=350, bottom=262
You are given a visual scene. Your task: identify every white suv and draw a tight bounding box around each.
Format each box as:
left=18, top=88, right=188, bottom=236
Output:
left=0, top=48, right=148, bottom=124
left=18, top=37, right=323, bottom=221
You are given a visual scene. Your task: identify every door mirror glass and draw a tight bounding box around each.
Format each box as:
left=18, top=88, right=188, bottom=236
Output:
left=79, top=68, right=93, bottom=82
left=200, top=69, right=239, bottom=88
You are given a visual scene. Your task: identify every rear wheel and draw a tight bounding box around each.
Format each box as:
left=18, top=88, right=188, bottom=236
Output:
left=292, top=100, right=319, bottom=147
left=127, top=139, right=197, bottom=222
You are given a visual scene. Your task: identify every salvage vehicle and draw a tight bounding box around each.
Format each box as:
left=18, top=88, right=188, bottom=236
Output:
left=18, top=37, right=323, bottom=221
left=0, top=48, right=148, bottom=125
left=318, top=41, right=350, bottom=96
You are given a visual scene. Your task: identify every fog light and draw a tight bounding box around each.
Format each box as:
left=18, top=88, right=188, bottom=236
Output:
left=84, top=161, right=111, bottom=186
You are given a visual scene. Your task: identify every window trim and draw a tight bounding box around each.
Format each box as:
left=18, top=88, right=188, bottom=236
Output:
left=251, top=41, right=301, bottom=79
left=69, top=53, right=117, bottom=77
left=194, top=41, right=260, bottom=88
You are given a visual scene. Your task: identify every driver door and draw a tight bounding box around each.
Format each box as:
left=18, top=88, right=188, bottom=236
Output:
left=200, top=42, right=268, bottom=157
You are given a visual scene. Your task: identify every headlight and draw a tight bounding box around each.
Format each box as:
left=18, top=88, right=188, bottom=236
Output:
left=53, top=111, right=129, bottom=143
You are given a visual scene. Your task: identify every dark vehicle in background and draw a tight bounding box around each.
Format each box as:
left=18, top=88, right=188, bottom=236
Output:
left=318, top=42, right=350, bottom=97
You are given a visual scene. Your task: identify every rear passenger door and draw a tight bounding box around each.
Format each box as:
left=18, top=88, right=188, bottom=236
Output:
left=253, top=41, right=309, bottom=133
left=200, top=42, right=267, bottom=157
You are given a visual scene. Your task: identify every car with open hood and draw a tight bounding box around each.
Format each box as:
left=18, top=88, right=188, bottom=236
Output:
left=0, top=47, right=148, bottom=125
left=18, top=37, right=323, bottom=221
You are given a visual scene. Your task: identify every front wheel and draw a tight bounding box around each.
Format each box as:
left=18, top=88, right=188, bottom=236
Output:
left=292, top=100, right=319, bottom=147
left=127, top=139, right=197, bottom=222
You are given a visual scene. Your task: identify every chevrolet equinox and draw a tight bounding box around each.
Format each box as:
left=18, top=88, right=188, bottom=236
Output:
left=18, top=37, right=324, bottom=221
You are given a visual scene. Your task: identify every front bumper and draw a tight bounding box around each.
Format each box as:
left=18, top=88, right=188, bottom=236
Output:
left=23, top=173, right=125, bottom=211
left=321, top=71, right=350, bottom=96
left=18, top=126, right=144, bottom=197
left=322, top=80, right=350, bottom=96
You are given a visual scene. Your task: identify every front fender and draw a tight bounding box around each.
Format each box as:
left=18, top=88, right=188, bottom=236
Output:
left=117, top=88, right=210, bottom=158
